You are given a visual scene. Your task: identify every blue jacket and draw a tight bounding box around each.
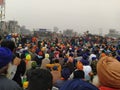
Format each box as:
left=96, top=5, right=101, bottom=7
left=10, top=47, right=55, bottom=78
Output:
left=60, top=79, right=99, bottom=90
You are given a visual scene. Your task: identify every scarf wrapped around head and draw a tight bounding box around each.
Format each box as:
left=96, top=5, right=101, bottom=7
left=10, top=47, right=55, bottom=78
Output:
left=97, top=56, right=120, bottom=89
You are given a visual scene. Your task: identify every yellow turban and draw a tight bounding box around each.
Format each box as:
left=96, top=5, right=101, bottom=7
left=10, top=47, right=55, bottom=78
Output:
left=26, top=54, right=31, bottom=61
left=45, top=53, right=49, bottom=58
left=23, top=81, right=29, bottom=89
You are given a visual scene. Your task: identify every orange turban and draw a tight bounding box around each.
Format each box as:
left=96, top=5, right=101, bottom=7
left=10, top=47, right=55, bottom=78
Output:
left=76, top=61, right=83, bottom=70
left=100, top=53, right=106, bottom=58
left=97, top=56, right=120, bottom=89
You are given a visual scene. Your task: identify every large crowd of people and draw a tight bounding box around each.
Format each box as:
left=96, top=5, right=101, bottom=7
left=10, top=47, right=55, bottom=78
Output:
left=0, top=32, right=120, bottom=90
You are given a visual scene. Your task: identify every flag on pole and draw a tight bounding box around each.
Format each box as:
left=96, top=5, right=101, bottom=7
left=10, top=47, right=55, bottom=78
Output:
left=0, top=0, right=3, bottom=5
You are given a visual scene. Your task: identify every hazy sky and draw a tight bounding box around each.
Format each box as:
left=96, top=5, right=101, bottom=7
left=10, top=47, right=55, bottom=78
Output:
left=5, top=0, right=120, bottom=35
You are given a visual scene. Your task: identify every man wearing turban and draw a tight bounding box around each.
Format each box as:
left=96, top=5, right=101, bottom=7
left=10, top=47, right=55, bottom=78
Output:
left=0, top=47, right=22, bottom=90
left=97, top=56, right=120, bottom=89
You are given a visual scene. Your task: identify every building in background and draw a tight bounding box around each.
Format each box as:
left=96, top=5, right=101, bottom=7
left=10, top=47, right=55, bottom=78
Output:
left=0, top=20, right=31, bottom=35
left=106, top=29, right=120, bottom=38
left=63, top=29, right=78, bottom=37
left=0, top=21, right=7, bottom=32
left=0, top=0, right=5, bottom=36
left=20, top=25, right=31, bottom=35
left=8, top=20, right=18, bottom=33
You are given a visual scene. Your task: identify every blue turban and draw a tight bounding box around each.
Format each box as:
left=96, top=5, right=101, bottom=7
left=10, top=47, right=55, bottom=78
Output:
left=6, top=35, right=12, bottom=40
left=60, top=79, right=98, bottom=90
left=82, top=54, right=88, bottom=59
left=92, top=57, right=97, bottom=61
left=52, top=66, right=58, bottom=70
left=0, top=47, right=12, bottom=68
left=116, top=56, right=120, bottom=62
left=23, top=50, right=29, bottom=54
left=69, top=53, right=73, bottom=57
left=64, top=58, right=68, bottom=63
left=61, top=68, right=71, bottom=80
left=117, top=50, right=120, bottom=55
left=81, top=59, right=89, bottom=65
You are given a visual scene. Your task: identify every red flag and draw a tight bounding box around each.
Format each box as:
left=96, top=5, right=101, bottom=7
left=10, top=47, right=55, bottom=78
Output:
left=0, top=0, right=3, bottom=5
